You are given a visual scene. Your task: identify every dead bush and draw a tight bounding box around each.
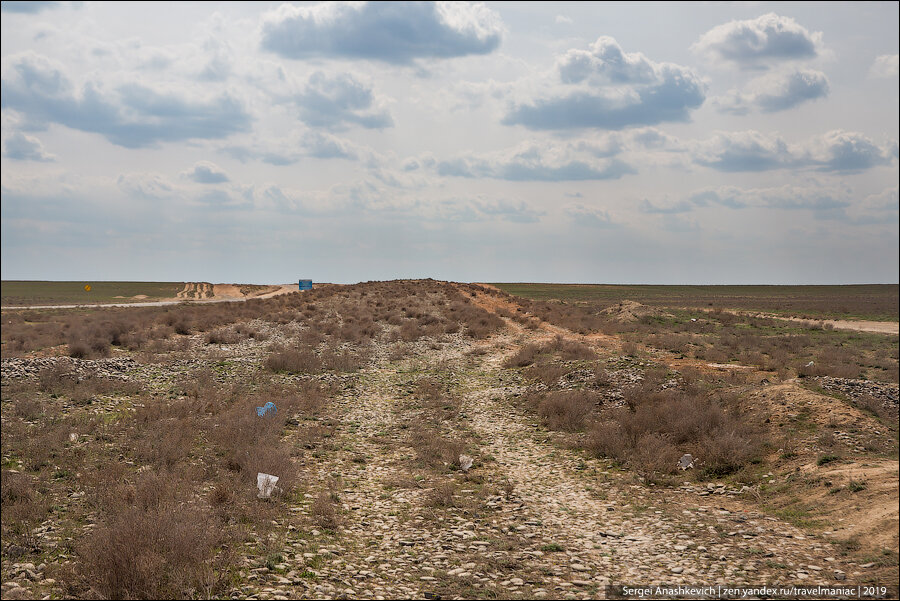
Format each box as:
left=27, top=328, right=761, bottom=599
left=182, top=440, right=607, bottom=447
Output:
left=526, top=363, right=569, bottom=386
left=621, top=341, right=639, bottom=357
left=535, top=390, right=600, bottom=432
left=587, top=387, right=763, bottom=478
left=205, top=327, right=240, bottom=345
left=321, top=345, right=369, bottom=372
left=632, top=433, right=679, bottom=479
left=80, top=505, right=226, bottom=600
left=265, top=346, right=322, bottom=374
left=13, top=396, right=43, bottom=420
left=0, top=470, right=49, bottom=541
left=409, top=428, right=465, bottom=469
left=425, top=482, right=458, bottom=508
left=585, top=420, right=628, bottom=463
left=132, top=422, right=195, bottom=469
left=310, top=492, right=341, bottom=530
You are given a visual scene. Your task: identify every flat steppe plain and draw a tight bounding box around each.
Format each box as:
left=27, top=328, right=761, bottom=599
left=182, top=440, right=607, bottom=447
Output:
left=2, top=281, right=897, bottom=599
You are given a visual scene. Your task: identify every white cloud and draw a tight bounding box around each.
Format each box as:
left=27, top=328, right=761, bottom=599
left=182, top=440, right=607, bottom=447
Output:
left=435, top=138, right=635, bottom=181
left=295, top=71, right=393, bottom=131
left=260, top=1, right=503, bottom=65
left=2, top=131, right=55, bottom=161
left=1, top=52, right=251, bottom=148
left=182, top=161, right=229, bottom=184
left=693, top=13, right=823, bottom=69
left=692, top=130, right=895, bottom=173
left=869, top=54, right=899, bottom=79
left=564, top=204, right=618, bottom=228
left=714, top=69, right=829, bottom=114
left=504, top=37, right=705, bottom=130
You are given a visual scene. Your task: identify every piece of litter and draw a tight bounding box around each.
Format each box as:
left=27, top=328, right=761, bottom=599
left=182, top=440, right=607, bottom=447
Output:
left=256, top=401, right=277, bottom=417
left=257, top=472, right=280, bottom=499
left=459, top=455, right=474, bottom=472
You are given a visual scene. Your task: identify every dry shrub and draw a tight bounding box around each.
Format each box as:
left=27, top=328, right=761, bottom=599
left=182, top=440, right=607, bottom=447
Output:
left=205, top=327, right=240, bottom=345
left=265, top=345, right=322, bottom=374
left=0, top=470, right=34, bottom=505
left=382, top=474, right=421, bottom=489
left=22, top=423, right=71, bottom=471
left=80, top=505, right=225, bottom=599
left=632, top=433, right=680, bottom=478
left=389, top=342, right=412, bottom=361
left=587, top=388, right=762, bottom=477
left=67, top=327, right=111, bottom=358
left=526, top=363, right=569, bottom=386
left=415, top=376, right=445, bottom=402
left=504, top=343, right=541, bottom=368
left=209, top=474, right=238, bottom=509
left=504, top=337, right=596, bottom=369
left=621, top=341, right=639, bottom=357
left=544, top=336, right=597, bottom=361
left=132, top=422, right=195, bottom=469
left=178, top=368, right=217, bottom=402
left=241, top=445, right=297, bottom=492
left=592, top=365, right=611, bottom=387
left=209, top=392, right=303, bottom=492
left=409, top=428, right=465, bottom=469
left=536, top=390, right=599, bottom=432
left=425, top=482, right=458, bottom=508
left=310, top=492, right=341, bottom=530
left=585, top=421, right=628, bottom=463
left=13, top=396, right=43, bottom=420
left=321, top=345, right=370, bottom=372
left=521, top=388, right=600, bottom=432
left=79, top=470, right=231, bottom=599
left=1, top=470, right=49, bottom=532
left=38, top=362, right=78, bottom=394
left=854, top=393, right=898, bottom=423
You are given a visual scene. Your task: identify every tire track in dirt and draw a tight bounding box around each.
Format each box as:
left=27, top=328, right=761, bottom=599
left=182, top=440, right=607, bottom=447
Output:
left=449, top=285, right=876, bottom=592
left=458, top=333, right=857, bottom=594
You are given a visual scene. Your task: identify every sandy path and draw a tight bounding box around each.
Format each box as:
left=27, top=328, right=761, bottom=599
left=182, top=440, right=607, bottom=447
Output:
left=694, top=308, right=898, bottom=335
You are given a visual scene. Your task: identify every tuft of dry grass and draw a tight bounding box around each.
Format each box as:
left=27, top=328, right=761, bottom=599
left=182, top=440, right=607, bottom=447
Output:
left=310, top=492, right=341, bottom=530
left=408, top=427, right=465, bottom=470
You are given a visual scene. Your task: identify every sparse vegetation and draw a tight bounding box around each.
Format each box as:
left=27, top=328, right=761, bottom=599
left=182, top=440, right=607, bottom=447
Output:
left=2, top=279, right=897, bottom=597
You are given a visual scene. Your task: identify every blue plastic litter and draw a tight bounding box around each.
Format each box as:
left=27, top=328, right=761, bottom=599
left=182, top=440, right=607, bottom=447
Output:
left=256, top=401, right=277, bottom=417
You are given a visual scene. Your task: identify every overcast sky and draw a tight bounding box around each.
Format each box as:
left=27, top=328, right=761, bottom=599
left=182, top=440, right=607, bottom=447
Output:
left=2, top=1, right=898, bottom=284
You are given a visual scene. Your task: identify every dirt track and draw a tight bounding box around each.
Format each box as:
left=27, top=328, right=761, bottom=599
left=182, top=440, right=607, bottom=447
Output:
left=711, top=310, right=899, bottom=335
left=0, top=283, right=299, bottom=311
left=254, top=285, right=894, bottom=597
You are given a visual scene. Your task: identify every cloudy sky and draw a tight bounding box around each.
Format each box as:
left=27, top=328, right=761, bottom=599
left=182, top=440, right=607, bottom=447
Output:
left=2, top=1, right=897, bottom=284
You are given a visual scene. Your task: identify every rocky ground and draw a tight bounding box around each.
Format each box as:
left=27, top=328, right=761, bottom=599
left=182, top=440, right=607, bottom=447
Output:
left=1, top=284, right=897, bottom=600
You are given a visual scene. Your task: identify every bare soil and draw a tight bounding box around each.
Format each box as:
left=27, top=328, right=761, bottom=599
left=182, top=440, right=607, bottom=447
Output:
left=1, top=280, right=896, bottom=600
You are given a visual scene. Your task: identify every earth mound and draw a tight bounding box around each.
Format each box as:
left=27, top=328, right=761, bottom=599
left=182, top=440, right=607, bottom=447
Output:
left=600, top=300, right=671, bottom=322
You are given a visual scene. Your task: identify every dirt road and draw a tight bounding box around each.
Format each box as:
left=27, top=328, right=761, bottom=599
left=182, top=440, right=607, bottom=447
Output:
left=0, top=284, right=299, bottom=311
left=273, top=297, right=883, bottom=598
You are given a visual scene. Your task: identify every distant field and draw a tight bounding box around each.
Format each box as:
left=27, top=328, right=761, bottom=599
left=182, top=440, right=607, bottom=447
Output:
left=489, top=283, right=900, bottom=322
left=1, top=281, right=185, bottom=306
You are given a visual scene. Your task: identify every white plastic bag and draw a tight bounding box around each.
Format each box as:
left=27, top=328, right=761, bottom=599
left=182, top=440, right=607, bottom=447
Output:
left=459, top=454, right=474, bottom=472
left=257, top=472, right=280, bottom=499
